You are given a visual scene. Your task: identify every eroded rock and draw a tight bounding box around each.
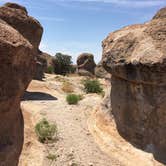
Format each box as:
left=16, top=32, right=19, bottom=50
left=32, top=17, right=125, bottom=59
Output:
left=102, top=7, right=166, bottom=162
left=34, top=51, right=47, bottom=80
left=0, top=3, right=42, bottom=165
left=0, top=2, right=43, bottom=49
left=77, top=53, right=96, bottom=75
left=95, top=61, right=109, bottom=78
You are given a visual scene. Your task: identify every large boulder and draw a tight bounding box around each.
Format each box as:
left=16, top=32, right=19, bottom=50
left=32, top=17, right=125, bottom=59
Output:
left=102, top=7, right=166, bottom=161
left=0, top=3, right=42, bottom=165
left=0, top=2, right=43, bottom=49
left=77, top=53, right=96, bottom=75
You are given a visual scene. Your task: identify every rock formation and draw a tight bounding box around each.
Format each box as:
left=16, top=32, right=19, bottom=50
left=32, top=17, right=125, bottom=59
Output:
left=41, top=52, right=54, bottom=69
left=102, top=7, right=166, bottom=162
left=34, top=51, right=47, bottom=80
left=0, top=3, right=43, bottom=165
left=77, top=53, right=96, bottom=76
left=34, top=51, right=54, bottom=80
left=95, top=61, right=109, bottom=78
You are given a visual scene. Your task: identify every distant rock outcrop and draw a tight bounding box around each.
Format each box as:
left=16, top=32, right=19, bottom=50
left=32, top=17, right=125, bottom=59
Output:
left=77, top=53, right=96, bottom=76
left=102, top=7, right=166, bottom=162
left=34, top=51, right=47, bottom=80
left=34, top=51, right=54, bottom=80
left=0, top=3, right=42, bottom=165
left=41, top=52, right=54, bottom=69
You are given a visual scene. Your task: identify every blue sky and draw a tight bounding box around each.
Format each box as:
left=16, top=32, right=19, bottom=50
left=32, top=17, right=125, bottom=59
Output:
left=1, top=0, right=166, bottom=63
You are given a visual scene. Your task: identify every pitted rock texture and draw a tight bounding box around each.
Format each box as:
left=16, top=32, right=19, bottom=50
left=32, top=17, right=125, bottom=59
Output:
left=95, top=61, right=109, bottom=78
left=102, top=7, right=166, bottom=162
left=77, top=53, right=96, bottom=75
left=34, top=51, right=47, bottom=80
left=0, top=3, right=43, bottom=166
left=0, top=2, right=43, bottom=49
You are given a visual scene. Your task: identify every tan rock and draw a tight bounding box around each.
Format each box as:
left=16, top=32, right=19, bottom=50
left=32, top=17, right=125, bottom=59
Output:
left=77, top=53, right=96, bottom=75
left=102, top=7, right=166, bottom=163
left=0, top=3, right=43, bottom=165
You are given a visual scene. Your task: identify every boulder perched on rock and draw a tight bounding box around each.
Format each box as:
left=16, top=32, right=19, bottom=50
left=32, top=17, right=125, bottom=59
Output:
left=102, top=7, right=166, bottom=161
left=0, top=3, right=42, bottom=165
left=77, top=53, right=96, bottom=75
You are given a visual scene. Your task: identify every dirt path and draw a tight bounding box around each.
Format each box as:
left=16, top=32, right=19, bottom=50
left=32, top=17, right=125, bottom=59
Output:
left=20, top=74, right=120, bottom=166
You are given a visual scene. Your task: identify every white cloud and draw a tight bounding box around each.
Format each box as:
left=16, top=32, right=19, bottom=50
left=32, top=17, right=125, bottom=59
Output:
left=47, top=0, right=166, bottom=8
left=39, top=41, right=102, bottom=63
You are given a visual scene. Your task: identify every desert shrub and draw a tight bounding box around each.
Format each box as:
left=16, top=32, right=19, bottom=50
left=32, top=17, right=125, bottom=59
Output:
left=46, top=66, right=54, bottom=74
left=66, top=94, right=81, bottom=105
left=61, top=81, right=74, bottom=93
left=82, top=79, right=103, bottom=94
left=35, top=118, right=57, bottom=143
left=46, top=153, right=57, bottom=161
left=53, top=53, right=73, bottom=75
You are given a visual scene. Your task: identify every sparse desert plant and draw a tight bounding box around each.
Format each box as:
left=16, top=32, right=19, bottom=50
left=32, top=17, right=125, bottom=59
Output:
left=66, top=94, right=81, bottom=105
left=46, top=66, right=54, bottom=74
left=82, top=79, right=103, bottom=94
left=46, top=153, right=57, bottom=161
left=53, top=53, right=73, bottom=75
left=35, top=118, right=57, bottom=143
left=62, top=81, right=74, bottom=93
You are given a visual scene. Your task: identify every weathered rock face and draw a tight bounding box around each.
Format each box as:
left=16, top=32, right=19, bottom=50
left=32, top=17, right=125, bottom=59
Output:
left=95, top=61, right=109, bottom=78
left=34, top=51, right=54, bottom=80
left=41, top=52, right=54, bottom=68
left=77, top=53, right=96, bottom=75
left=0, top=3, right=43, bottom=165
left=0, top=2, right=43, bottom=49
left=102, top=7, right=166, bottom=162
left=34, top=51, right=47, bottom=80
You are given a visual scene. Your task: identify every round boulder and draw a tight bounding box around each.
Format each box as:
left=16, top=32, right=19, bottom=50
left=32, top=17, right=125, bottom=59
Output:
left=77, top=53, right=96, bottom=75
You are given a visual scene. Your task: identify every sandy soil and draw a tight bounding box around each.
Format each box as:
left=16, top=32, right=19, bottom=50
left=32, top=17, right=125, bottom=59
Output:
left=19, top=74, right=120, bottom=166
left=19, top=74, right=164, bottom=166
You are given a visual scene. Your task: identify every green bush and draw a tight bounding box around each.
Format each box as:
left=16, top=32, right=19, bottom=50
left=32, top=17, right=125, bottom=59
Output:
left=35, top=118, right=57, bottom=143
left=66, top=94, right=81, bottom=105
left=46, top=66, right=54, bottom=74
left=83, top=79, right=103, bottom=94
left=53, top=53, right=73, bottom=75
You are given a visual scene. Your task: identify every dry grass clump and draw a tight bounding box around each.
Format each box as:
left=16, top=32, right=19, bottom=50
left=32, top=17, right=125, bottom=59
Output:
left=61, top=81, right=74, bottom=93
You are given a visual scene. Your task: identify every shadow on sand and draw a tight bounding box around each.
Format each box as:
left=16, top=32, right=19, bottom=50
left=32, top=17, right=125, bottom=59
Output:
left=22, top=91, right=57, bottom=101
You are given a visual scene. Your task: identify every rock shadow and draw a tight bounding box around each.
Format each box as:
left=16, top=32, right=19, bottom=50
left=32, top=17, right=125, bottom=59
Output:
left=110, top=76, right=166, bottom=165
left=22, top=91, right=57, bottom=101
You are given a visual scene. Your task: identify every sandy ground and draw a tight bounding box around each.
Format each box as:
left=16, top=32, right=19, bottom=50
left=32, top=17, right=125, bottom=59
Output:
left=19, top=74, right=120, bottom=166
left=19, top=74, right=164, bottom=166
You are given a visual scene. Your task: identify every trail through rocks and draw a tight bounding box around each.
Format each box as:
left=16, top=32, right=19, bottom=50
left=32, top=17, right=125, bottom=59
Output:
left=20, top=74, right=120, bottom=166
